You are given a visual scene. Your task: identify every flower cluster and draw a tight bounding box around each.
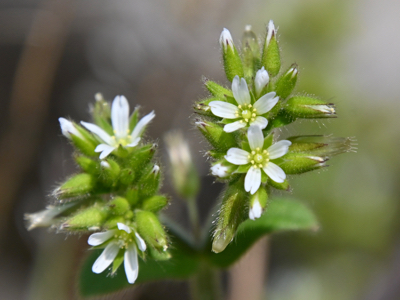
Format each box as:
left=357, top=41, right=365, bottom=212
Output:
left=26, top=95, right=169, bottom=284
left=194, top=21, right=353, bottom=253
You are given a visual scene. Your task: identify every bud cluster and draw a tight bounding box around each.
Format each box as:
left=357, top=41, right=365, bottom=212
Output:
left=194, top=21, right=354, bottom=253
left=25, top=94, right=169, bottom=284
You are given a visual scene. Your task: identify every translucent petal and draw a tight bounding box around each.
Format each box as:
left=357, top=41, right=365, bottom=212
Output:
left=253, top=93, right=278, bottom=114
left=268, top=140, right=292, bottom=159
left=95, top=144, right=116, bottom=159
left=135, top=232, right=147, bottom=252
left=130, top=111, right=155, bottom=142
left=92, top=242, right=119, bottom=274
left=124, top=244, right=139, bottom=284
left=245, top=167, right=261, bottom=194
left=81, top=121, right=113, bottom=145
left=250, top=116, right=268, bottom=130
left=111, top=95, right=130, bottom=139
left=247, top=126, right=264, bottom=150
left=209, top=101, right=238, bottom=119
left=224, top=121, right=246, bottom=132
left=117, top=222, right=131, bottom=233
left=232, top=76, right=251, bottom=105
left=225, top=148, right=250, bottom=165
left=263, top=162, right=286, bottom=183
left=88, top=230, right=116, bottom=246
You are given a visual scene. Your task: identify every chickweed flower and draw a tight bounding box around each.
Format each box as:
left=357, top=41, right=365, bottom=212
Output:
left=81, top=95, right=155, bottom=159
left=88, top=222, right=146, bottom=284
left=209, top=75, right=279, bottom=132
left=225, top=126, right=291, bottom=194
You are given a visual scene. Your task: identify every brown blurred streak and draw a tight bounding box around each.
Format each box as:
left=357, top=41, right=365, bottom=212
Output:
left=0, top=0, right=75, bottom=239
left=228, top=237, right=269, bottom=300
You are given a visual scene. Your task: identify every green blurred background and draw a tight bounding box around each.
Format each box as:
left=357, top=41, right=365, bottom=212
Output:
left=1, top=0, right=399, bottom=299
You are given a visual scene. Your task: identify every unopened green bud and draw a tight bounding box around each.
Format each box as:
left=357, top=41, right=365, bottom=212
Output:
left=92, top=93, right=113, bottom=134
left=103, top=216, right=125, bottom=229
left=119, top=168, right=136, bottom=186
left=109, top=197, right=130, bottom=215
left=75, top=156, right=98, bottom=174
left=261, top=20, right=281, bottom=77
left=126, top=188, right=139, bottom=206
left=279, top=152, right=327, bottom=174
left=55, top=173, right=94, bottom=199
left=285, top=96, right=336, bottom=119
left=127, top=143, right=157, bottom=172
left=212, top=183, right=248, bottom=253
left=195, top=120, right=237, bottom=152
left=139, top=164, right=161, bottom=198
left=219, top=28, right=244, bottom=81
left=203, top=78, right=233, bottom=99
left=242, top=25, right=260, bottom=81
left=148, top=246, right=171, bottom=261
left=62, top=205, right=108, bottom=230
left=142, top=195, right=168, bottom=212
left=100, top=159, right=121, bottom=182
left=194, top=97, right=217, bottom=116
left=275, top=65, right=298, bottom=99
left=249, top=187, right=268, bottom=220
left=165, top=131, right=200, bottom=199
left=136, top=210, right=168, bottom=251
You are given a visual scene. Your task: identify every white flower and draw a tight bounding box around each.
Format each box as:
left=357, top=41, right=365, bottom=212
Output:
left=59, top=118, right=83, bottom=139
left=88, top=222, right=146, bottom=284
left=225, top=126, right=291, bottom=194
left=209, top=75, right=278, bottom=133
left=219, top=28, right=234, bottom=52
left=254, top=67, right=269, bottom=97
left=211, top=163, right=229, bottom=178
left=25, top=203, right=76, bottom=230
left=249, top=198, right=262, bottom=220
left=81, top=95, right=155, bottom=159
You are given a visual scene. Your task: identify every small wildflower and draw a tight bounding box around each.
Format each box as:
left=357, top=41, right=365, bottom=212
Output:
left=209, top=75, right=278, bottom=132
left=225, top=126, right=291, bottom=194
left=81, top=95, right=155, bottom=159
left=88, top=222, right=146, bottom=284
left=59, top=118, right=83, bottom=139
left=25, top=203, right=75, bottom=230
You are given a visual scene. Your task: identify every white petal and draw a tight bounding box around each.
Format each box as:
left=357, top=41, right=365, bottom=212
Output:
left=225, top=148, right=250, bottom=165
left=124, top=244, right=139, bottom=284
left=223, top=121, right=246, bottom=132
left=253, top=93, right=278, bottom=114
left=59, top=118, right=82, bottom=139
left=250, top=199, right=262, bottom=220
left=250, top=116, right=268, bottom=130
left=249, top=209, right=254, bottom=220
left=245, top=167, right=261, bottom=194
left=25, top=203, right=75, bottom=230
left=88, top=230, right=116, bottom=246
left=247, top=126, right=264, bottom=150
left=209, top=101, right=238, bottom=119
left=95, top=144, right=115, bottom=159
left=117, top=222, right=132, bottom=233
left=219, top=28, right=234, bottom=50
left=81, top=121, right=113, bottom=145
left=263, top=162, right=286, bottom=183
left=267, top=140, right=292, bottom=159
left=130, top=111, right=155, bottom=142
left=111, top=95, right=130, bottom=139
left=135, top=232, right=147, bottom=252
left=127, top=137, right=140, bottom=148
left=232, top=76, right=251, bottom=105
left=254, top=67, right=269, bottom=96
left=266, top=20, right=276, bottom=46
left=211, top=163, right=229, bottom=178
left=92, top=242, right=120, bottom=274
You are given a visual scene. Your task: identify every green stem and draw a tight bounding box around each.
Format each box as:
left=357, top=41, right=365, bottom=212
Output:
left=190, top=263, right=222, bottom=300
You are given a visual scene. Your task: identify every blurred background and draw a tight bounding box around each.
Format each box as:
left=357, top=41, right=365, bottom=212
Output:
left=1, top=0, right=399, bottom=299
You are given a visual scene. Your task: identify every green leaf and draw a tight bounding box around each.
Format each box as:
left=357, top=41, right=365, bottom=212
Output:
left=205, top=198, right=318, bottom=268
left=78, top=222, right=199, bottom=297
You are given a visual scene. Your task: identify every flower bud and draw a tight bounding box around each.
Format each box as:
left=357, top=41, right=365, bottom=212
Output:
left=212, top=182, right=248, bottom=253
left=249, top=187, right=268, bottom=220
left=142, top=195, right=169, bottom=212
left=136, top=210, right=168, bottom=251
left=138, top=164, right=161, bottom=198
left=268, top=178, right=290, bottom=191
left=148, top=246, right=171, bottom=261
left=25, top=203, right=76, bottom=230
left=285, top=96, right=336, bottom=119
left=275, top=64, right=298, bottom=99
left=165, top=131, right=200, bottom=199
left=92, top=93, right=112, bottom=133
left=109, top=196, right=130, bottom=215
left=54, top=173, right=95, bottom=200
left=195, top=120, right=237, bottom=152
left=261, top=20, right=281, bottom=77
left=219, top=28, right=244, bottom=81
left=126, top=188, right=139, bottom=206
left=75, top=156, right=98, bottom=174
left=279, top=152, right=327, bottom=175
left=210, top=159, right=236, bottom=178
left=203, top=77, right=233, bottom=99
left=194, top=97, right=216, bottom=116
left=254, top=67, right=270, bottom=97
left=61, top=205, right=108, bottom=230
left=127, top=144, right=157, bottom=172
left=100, top=159, right=121, bottom=183
left=242, top=25, right=261, bottom=81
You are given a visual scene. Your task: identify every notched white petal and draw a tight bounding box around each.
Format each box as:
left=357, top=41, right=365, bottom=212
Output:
left=59, top=118, right=82, bottom=139
left=225, top=148, right=250, bottom=165
left=253, top=93, right=278, bottom=115
left=111, top=95, right=130, bottom=139
left=263, top=162, right=286, bottom=183
left=245, top=167, right=261, bottom=194
left=130, top=111, right=155, bottom=142
left=95, top=144, right=115, bottom=159
left=247, top=126, right=264, bottom=150
left=209, top=101, right=238, bottom=119
left=124, top=244, right=139, bottom=284
left=135, top=232, right=147, bottom=252
left=267, top=140, right=292, bottom=159
left=117, top=222, right=132, bottom=234
left=249, top=199, right=262, bottom=220
left=250, top=116, right=268, bottom=130
left=88, top=230, right=116, bottom=246
left=81, top=121, right=113, bottom=145
left=224, top=121, right=246, bottom=132
left=92, top=242, right=120, bottom=274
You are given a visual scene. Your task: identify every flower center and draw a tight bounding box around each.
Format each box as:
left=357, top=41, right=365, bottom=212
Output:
left=114, top=229, right=134, bottom=248
left=248, top=148, right=270, bottom=168
left=112, top=129, right=132, bottom=147
left=235, top=104, right=258, bottom=124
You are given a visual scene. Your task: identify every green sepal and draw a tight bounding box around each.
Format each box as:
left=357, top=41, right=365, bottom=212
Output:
left=118, top=168, right=136, bottom=186
left=204, top=78, right=233, bottom=98
left=92, top=94, right=113, bottom=135
left=101, top=158, right=121, bottom=183
left=142, top=195, right=169, bottom=213
left=62, top=204, right=108, bottom=230
left=221, top=42, right=244, bottom=82
left=285, top=96, right=336, bottom=119
left=240, top=140, right=251, bottom=152
left=263, top=133, right=274, bottom=149
left=56, top=173, right=95, bottom=199
left=70, top=124, right=98, bottom=157
left=196, top=120, right=237, bottom=152
left=278, top=153, right=327, bottom=175
left=138, top=164, right=160, bottom=199
left=235, top=164, right=250, bottom=174
left=109, top=197, right=130, bottom=215
left=275, top=65, right=298, bottom=99
left=194, top=97, right=218, bottom=116
left=129, top=107, right=139, bottom=132
left=287, top=135, right=354, bottom=157
left=266, top=111, right=296, bottom=130
left=75, top=156, right=99, bottom=174
left=111, top=250, right=125, bottom=275
left=261, top=32, right=281, bottom=77
left=136, top=210, right=168, bottom=251
left=103, top=216, right=125, bottom=229
left=261, top=172, right=268, bottom=183
left=242, top=27, right=261, bottom=82
left=268, top=178, right=290, bottom=191
left=207, top=150, right=226, bottom=160
left=147, top=247, right=171, bottom=261
left=126, top=188, right=139, bottom=206
left=127, top=144, right=156, bottom=175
